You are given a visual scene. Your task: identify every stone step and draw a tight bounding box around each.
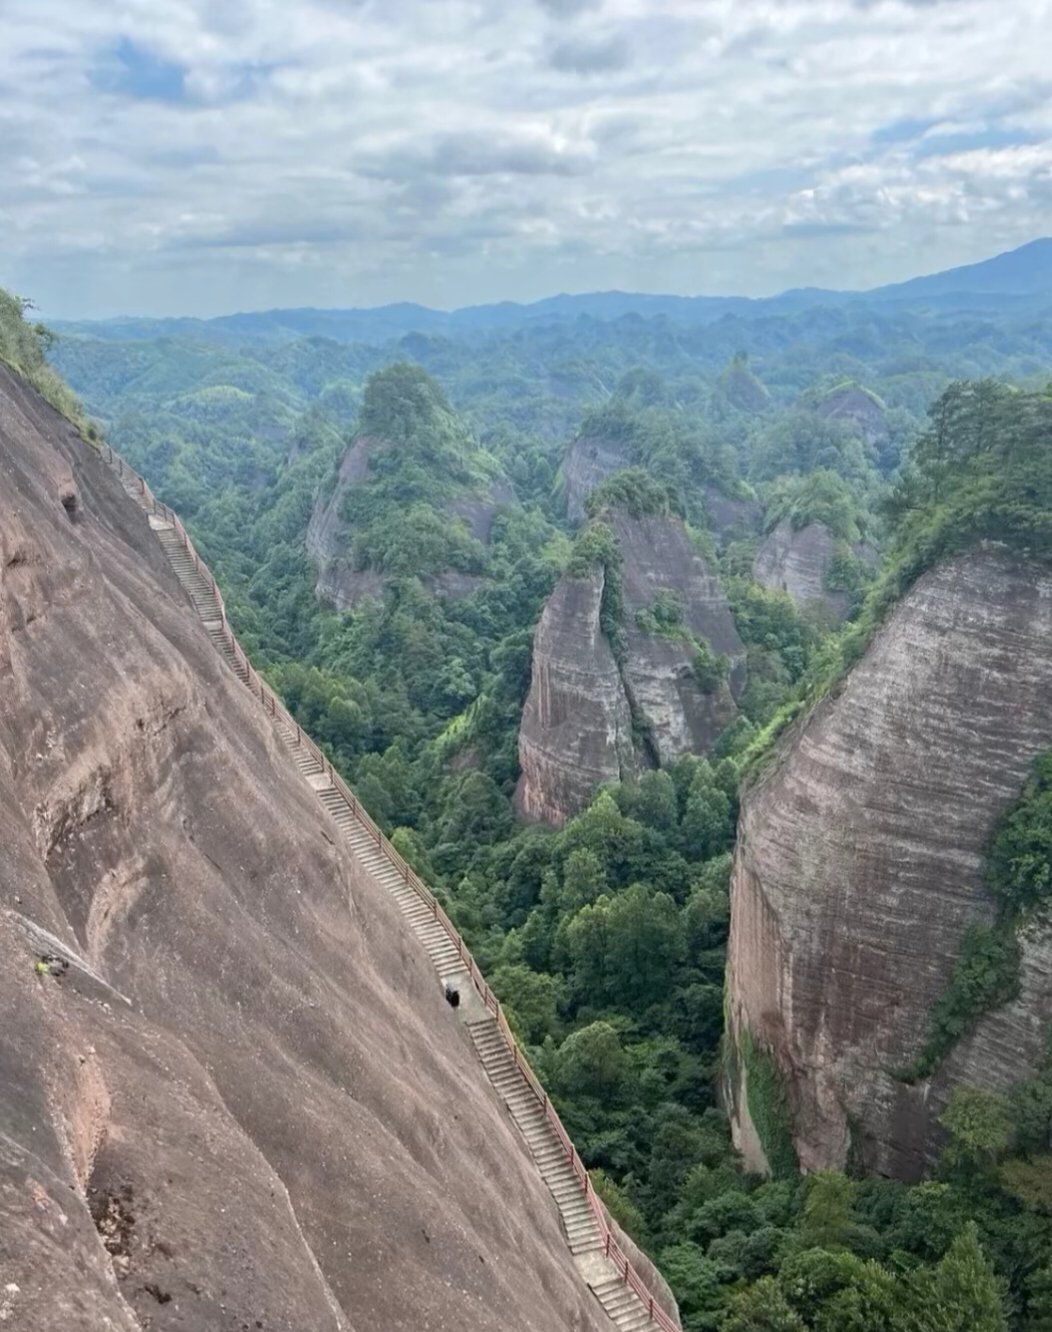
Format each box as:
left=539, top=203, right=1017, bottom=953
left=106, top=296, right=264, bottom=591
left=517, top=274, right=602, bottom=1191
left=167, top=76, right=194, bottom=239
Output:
left=599, top=1291, right=645, bottom=1319
left=616, top=1311, right=658, bottom=1331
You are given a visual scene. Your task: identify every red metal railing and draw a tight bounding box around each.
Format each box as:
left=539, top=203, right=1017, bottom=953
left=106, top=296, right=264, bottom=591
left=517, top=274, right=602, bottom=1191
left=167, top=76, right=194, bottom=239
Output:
left=103, top=444, right=679, bottom=1332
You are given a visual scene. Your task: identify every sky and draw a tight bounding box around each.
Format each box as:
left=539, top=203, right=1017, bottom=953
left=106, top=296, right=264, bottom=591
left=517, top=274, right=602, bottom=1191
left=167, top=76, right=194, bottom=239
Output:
left=1, top=0, right=1051, bottom=319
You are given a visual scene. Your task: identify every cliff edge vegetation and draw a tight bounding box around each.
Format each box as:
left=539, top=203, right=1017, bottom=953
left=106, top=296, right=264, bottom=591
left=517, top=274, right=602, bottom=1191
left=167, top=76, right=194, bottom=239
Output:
left=742, top=380, right=1052, bottom=775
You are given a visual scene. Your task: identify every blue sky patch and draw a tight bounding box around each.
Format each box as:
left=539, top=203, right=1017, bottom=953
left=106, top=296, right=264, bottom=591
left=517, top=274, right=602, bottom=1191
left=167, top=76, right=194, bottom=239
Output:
left=90, top=37, right=187, bottom=103
left=913, top=125, right=1040, bottom=158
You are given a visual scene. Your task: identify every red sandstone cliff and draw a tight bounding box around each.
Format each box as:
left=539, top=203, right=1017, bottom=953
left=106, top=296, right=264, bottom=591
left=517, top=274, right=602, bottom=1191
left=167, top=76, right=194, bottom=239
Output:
left=0, top=364, right=606, bottom=1331
left=516, top=509, right=744, bottom=826
left=727, top=547, right=1052, bottom=1180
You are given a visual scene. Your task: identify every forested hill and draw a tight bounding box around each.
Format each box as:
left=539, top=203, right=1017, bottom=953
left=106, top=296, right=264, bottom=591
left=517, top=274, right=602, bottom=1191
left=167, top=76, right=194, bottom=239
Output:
left=48, top=237, right=1052, bottom=344
left=28, top=275, right=1052, bottom=1330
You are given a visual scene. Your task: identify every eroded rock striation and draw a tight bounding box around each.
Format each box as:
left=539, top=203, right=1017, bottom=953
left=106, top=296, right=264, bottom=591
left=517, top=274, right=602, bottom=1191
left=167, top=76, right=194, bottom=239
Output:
left=816, top=383, right=889, bottom=446
left=517, top=510, right=744, bottom=825
left=752, top=519, right=871, bottom=623
left=0, top=364, right=607, bottom=1332
left=561, top=432, right=633, bottom=524
left=727, top=547, right=1052, bottom=1180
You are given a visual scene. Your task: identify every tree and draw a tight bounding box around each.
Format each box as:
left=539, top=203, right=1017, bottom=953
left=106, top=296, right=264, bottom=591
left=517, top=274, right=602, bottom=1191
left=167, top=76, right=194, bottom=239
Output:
left=1024, top=1262, right=1052, bottom=1331
left=903, top=1223, right=1008, bottom=1332
left=491, top=964, right=559, bottom=1044
left=559, top=847, right=607, bottom=911
left=724, top=1277, right=806, bottom=1332
left=938, top=1087, right=1013, bottom=1182
left=603, top=884, right=685, bottom=1008
left=680, top=765, right=733, bottom=860
left=589, top=1168, right=647, bottom=1241
left=795, top=1172, right=860, bottom=1252
left=655, top=1243, right=725, bottom=1328
left=555, top=1022, right=629, bottom=1100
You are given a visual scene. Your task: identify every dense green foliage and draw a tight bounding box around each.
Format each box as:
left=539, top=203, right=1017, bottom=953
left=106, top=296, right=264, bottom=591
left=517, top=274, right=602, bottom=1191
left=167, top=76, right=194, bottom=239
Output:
left=735, top=1028, right=799, bottom=1179
left=38, top=295, right=1052, bottom=1329
left=0, top=289, right=89, bottom=429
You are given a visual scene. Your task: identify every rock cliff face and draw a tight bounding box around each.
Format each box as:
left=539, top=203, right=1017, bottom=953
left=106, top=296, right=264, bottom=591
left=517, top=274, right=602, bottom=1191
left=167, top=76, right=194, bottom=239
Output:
left=306, top=434, right=513, bottom=609
left=727, top=547, right=1052, bottom=1181
left=816, top=384, right=888, bottom=445
left=0, top=364, right=607, bottom=1332
left=517, top=510, right=744, bottom=825
left=561, top=433, right=632, bottom=523
left=560, top=435, right=758, bottom=546
left=752, top=519, right=869, bottom=623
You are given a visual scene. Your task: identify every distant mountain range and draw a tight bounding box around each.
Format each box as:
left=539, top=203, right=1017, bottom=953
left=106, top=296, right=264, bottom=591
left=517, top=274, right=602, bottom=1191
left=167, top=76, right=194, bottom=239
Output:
left=54, top=237, right=1052, bottom=346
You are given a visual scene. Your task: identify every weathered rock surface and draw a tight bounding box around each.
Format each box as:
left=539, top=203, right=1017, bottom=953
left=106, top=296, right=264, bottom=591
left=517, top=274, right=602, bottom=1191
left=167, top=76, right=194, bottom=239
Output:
left=517, top=511, right=744, bottom=826
left=515, top=567, right=636, bottom=825
left=727, top=547, right=1052, bottom=1180
left=306, top=434, right=513, bottom=609
left=702, top=483, right=762, bottom=548
left=561, top=433, right=632, bottom=523
left=0, top=364, right=607, bottom=1332
left=816, top=384, right=888, bottom=445
left=560, top=435, right=757, bottom=546
left=752, top=519, right=870, bottom=623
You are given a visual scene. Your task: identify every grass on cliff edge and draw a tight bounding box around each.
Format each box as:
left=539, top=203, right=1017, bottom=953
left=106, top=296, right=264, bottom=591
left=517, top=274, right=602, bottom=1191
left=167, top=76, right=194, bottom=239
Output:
left=0, top=288, right=95, bottom=439
left=739, top=380, right=1052, bottom=784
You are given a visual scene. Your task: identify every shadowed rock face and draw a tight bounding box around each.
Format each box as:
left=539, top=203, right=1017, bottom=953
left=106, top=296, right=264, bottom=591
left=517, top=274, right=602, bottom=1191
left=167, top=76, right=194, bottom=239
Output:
left=752, top=520, right=870, bottom=624
left=817, top=385, right=888, bottom=445
left=560, top=436, right=758, bottom=547
left=727, top=548, right=1052, bottom=1180
left=0, top=365, right=608, bottom=1332
left=561, top=434, right=632, bottom=523
left=517, top=510, right=744, bottom=826
left=306, top=435, right=513, bottom=609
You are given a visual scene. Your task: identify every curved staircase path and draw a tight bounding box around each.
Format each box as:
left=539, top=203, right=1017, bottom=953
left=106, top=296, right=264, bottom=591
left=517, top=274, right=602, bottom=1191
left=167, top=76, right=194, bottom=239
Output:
left=103, top=446, right=679, bottom=1332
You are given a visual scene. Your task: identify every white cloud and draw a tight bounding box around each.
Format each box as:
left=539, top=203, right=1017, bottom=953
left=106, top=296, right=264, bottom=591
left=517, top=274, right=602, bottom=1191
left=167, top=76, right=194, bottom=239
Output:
left=0, top=0, right=1049, bottom=316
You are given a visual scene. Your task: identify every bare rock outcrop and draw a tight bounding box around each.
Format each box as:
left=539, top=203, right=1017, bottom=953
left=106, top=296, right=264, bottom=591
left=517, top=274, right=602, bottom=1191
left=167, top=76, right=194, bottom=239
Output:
left=752, top=519, right=871, bottom=623
left=0, top=364, right=607, bottom=1331
left=816, top=383, right=889, bottom=445
left=515, top=568, right=637, bottom=826
left=726, top=547, right=1052, bottom=1181
left=561, top=433, right=632, bottom=523
left=516, top=510, right=744, bottom=826
left=560, top=434, right=758, bottom=547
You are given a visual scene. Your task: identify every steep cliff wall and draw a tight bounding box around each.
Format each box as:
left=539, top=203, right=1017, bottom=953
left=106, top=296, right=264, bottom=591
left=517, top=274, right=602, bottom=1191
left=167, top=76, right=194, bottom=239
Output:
left=515, top=568, right=636, bottom=825
left=752, top=519, right=870, bottom=623
left=561, top=433, right=630, bottom=524
left=727, top=547, right=1052, bottom=1181
left=517, top=510, right=744, bottom=825
left=816, top=383, right=888, bottom=445
left=0, top=364, right=607, bottom=1332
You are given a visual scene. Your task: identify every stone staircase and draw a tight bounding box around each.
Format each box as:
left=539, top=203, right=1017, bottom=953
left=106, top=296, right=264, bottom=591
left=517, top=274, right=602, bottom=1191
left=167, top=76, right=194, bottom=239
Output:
left=105, top=453, right=675, bottom=1332
left=466, top=1018, right=605, bottom=1260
